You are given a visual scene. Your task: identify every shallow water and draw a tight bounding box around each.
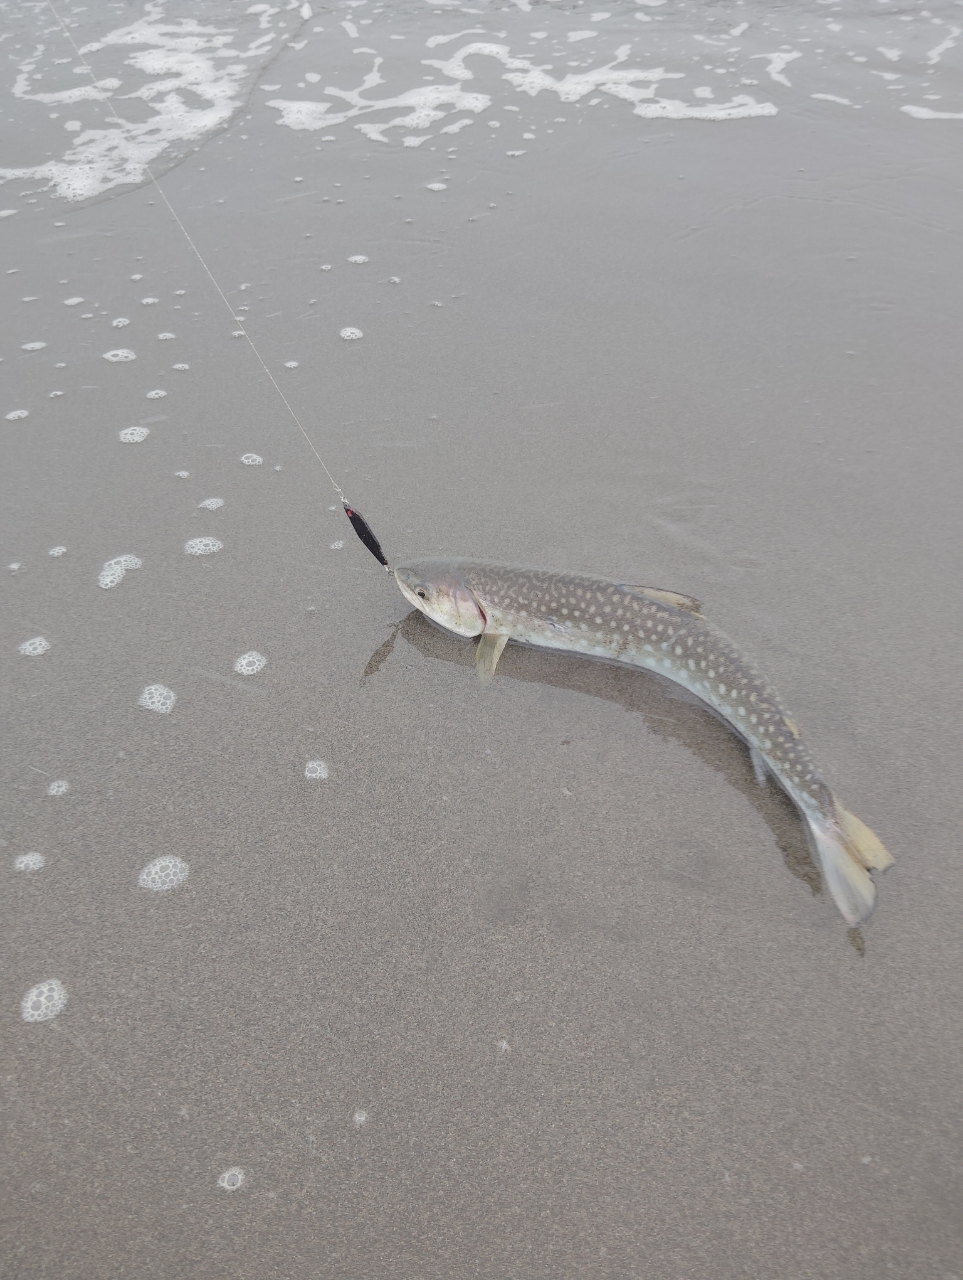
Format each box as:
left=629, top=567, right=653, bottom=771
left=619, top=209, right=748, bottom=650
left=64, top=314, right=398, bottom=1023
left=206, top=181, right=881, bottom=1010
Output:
left=2, top=1, right=962, bottom=1276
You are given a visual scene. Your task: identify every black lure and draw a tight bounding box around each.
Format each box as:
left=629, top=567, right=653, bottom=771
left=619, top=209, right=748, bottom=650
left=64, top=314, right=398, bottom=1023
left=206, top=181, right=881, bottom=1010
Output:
left=343, top=502, right=391, bottom=571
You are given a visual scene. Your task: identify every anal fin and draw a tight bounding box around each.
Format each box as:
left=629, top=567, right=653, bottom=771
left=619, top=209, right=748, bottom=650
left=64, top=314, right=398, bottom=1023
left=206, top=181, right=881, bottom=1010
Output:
left=476, top=632, right=508, bottom=684
left=750, top=746, right=768, bottom=787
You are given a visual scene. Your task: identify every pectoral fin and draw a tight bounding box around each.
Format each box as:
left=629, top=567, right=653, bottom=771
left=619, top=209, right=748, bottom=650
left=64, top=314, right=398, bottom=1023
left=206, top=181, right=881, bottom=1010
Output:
left=624, top=585, right=704, bottom=616
left=476, top=632, right=509, bottom=684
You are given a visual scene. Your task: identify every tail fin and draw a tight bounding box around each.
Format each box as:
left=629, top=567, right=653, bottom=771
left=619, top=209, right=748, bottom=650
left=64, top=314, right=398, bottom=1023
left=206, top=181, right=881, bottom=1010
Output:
left=806, top=806, right=894, bottom=926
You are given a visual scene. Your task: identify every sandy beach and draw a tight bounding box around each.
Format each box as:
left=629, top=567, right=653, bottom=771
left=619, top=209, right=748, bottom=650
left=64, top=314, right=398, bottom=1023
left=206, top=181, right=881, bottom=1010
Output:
left=3, top=1, right=962, bottom=1275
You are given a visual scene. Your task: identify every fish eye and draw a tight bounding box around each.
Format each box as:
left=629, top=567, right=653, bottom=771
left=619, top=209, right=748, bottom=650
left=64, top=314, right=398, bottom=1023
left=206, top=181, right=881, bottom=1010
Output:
left=415, top=587, right=428, bottom=600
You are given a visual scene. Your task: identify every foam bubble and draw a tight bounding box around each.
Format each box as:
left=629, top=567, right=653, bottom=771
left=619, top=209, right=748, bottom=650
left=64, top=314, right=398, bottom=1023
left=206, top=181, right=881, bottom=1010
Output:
left=340, top=327, right=363, bottom=340
left=348, top=254, right=369, bottom=263
left=19, top=636, right=51, bottom=656
left=234, top=651, right=267, bottom=675
left=103, top=349, right=137, bottom=362
left=284, top=361, right=299, bottom=368
left=138, top=854, right=189, bottom=890
left=184, top=537, right=222, bottom=555
left=111, top=317, right=130, bottom=328
left=353, top=1109, right=367, bottom=1127
left=218, top=1168, right=245, bottom=1191
left=330, top=540, right=344, bottom=549
left=157, top=332, right=176, bottom=340
left=15, top=852, right=45, bottom=871
left=389, top=277, right=400, bottom=284
left=98, top=554, right=142, bottom=588
left=198, top=498, right=224, bottom=510
left=22, top=342, right=48, bottom=351
left=49, top=391, right=64, bottom=399
left=305, top=760, right=329, bottom=780
left=426, top=182, right=447, bottom=191
left=21, top=979, right=67, bottom=1022
left=138, top=684, right=176, bottom=713
left=172, top=364, right=190, bottom=371
left=240, top=453, right=263, bottom=465
left=49, top=546, right=66, bottom=556
left=131, top=274, right=143, bottom=281
left=119, top=426, right=149, bottom=442
left=175, top=470, right=190, bottom=478
left=64, top=296, right=84, bottom=306
left=47, top=780, right=69, bottom=796
left=146, top=390, right=167, bottom=399
left=6, top=410, right=29, bottom=421
left=141, top=297, right=159, bottom=305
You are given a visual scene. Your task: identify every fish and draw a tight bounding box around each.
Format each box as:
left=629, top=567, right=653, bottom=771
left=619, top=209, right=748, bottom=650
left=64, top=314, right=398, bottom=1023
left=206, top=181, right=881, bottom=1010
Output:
left=394, top=559, right=894, bottom=926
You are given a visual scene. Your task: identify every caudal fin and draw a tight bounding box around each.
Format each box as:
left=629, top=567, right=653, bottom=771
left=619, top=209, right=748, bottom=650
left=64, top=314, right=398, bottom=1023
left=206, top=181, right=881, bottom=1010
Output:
left=806, top=806, right=894, bottom=925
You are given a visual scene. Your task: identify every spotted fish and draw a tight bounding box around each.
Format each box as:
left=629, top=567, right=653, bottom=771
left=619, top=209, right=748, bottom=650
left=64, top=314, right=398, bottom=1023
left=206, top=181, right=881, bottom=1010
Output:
left=394, top=559, right=894, bottom=926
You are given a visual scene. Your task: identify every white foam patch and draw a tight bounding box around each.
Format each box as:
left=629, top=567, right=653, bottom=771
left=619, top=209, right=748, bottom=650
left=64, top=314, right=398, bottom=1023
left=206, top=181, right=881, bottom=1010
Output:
left=19, top=636, right=51, bottom=656
left=353, top=1109, right=367, bottom=1127
left=234, top=650, right=267, bottom=674
left=157, top=332, right=176, bottom=340
left=240, top=453, right=263, bottom=465
left=284, top=360, right=299, bottom=368
left=139, top=683, right=176, bottom=713
left=112, top=317, right=130, bottom=328
left=138, top=854, right=189, bottom=890
left=426, top=182, right=447, bottom=191
left=348, top=254, right=369, bottom=263
left=218, top=1168, right=245, bottom=1191
left=22, top=342, right=47, bottom=351
left=146, top=389, right=167, bottom=399
left=6, top=410, right=29, bottom=421
left=902, top=104, right=963, bottom=119
left=198, top=497, right=223, bottom=510
left=64, top=296, right=84, bottom=306
left=47, top=780, right=69, bottom=796
left=340, top=327, right=363, bottom=340
left=98, top=553, right=142, bottom=588
left=175, top=470, right=190, bottom=478
left=49, top=546, right=67, bottom=556
left=305, top=760, right=329, bottom=780
left=184, top=537, right=222, bottom=555
left=268, top=68, right=490, bottom=142
left=15, top=852, right=45, bottom=871
left=173, top=363, right=190, bottom=371
left=21, top=979, right=67, bottom=1022
left=751, top=51, right=803, bottom=87
left=119, top=425, right=149, bottom=442
left=103, top=348, right=137, bottom=362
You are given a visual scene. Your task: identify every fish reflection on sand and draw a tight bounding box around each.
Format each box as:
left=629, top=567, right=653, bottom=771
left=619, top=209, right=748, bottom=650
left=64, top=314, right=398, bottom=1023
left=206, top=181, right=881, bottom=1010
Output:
left=395, top=560, right=894, bottom=926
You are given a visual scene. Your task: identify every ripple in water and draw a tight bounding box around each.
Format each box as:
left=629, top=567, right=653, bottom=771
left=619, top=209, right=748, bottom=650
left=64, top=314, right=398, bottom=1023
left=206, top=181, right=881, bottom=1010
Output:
left=184, top=537, right=222, bottom=555
left=138, top=855, right=189, bottom=890
left=138, top=684, right=176, bottom=714
left=19, top=636, right=50, bottom=656
left=234, top=651, right=267, bottom=675
left=21, top=979, right=67, bottom=1022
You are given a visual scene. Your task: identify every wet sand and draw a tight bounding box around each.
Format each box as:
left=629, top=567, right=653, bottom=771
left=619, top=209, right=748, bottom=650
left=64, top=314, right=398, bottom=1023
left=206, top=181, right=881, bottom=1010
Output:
left=3, top=3, right=963, bottom=1276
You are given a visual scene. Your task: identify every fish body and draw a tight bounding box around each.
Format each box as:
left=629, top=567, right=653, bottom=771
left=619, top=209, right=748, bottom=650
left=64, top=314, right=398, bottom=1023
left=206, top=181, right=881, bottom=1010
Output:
left=395, top=559, right=894, bottom=926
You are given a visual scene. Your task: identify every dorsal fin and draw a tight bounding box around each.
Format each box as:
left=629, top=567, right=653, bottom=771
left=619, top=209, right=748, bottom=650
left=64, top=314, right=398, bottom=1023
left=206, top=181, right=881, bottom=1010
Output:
left=621, top=585, right=704, bottom=616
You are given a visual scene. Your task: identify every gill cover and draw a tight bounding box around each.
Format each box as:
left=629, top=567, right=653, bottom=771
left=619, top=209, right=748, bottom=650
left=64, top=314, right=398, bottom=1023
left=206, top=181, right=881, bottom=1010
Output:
left=394, top=561, right=486, bottom=637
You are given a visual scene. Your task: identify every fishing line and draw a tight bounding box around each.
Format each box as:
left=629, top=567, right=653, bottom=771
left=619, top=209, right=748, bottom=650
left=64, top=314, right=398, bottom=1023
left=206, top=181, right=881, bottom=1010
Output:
left=44, top=1, right=393, bottom=573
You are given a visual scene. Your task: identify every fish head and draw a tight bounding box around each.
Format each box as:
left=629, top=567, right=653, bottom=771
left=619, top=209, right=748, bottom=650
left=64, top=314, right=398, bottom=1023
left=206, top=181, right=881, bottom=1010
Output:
left=394, top=560, right=486, bottom=637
